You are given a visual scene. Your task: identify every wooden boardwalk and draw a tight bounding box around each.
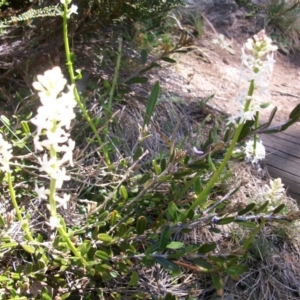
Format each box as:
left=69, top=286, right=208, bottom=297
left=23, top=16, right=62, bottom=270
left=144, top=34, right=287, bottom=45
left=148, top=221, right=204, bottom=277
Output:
left=262, top=126, right=300, bottom=201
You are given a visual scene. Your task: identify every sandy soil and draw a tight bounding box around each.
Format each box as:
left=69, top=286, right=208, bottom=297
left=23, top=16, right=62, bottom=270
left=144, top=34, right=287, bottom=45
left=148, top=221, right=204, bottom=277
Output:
left=170, top=30, right=300, bottom=126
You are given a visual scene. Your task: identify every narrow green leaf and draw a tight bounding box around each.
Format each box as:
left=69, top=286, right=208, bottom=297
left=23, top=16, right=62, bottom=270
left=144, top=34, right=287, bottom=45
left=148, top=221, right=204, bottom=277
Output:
left=167, top=202, right=178, bottom=222
left=128, top=271, right=139, bottom=286
left=164, top=292, right=177, bottom=300
left=228, top=264, right=248, bottom=275
left=0, top=242, right=18, bottom=249
left=21, top=121, right=30, bottom=134
left=243, top=219, right=265, bottom=250
left=144, top=81, right=160, bottom=126
left=133, top=146, right=143, bottom=161
left=155, top=257, right=179, bottom=271
left=289, top=103, right=300, bottom=119
left=166, top=241, right=184, bottom=250
left=139, top=62, right=160, bottom=74
left=194, top=258, right=213, bottom=270
left=259, top=102, right=270, bottom=109
left=238, top=203, right=256, bottom=215
left=255, top=201, right=269, bottom=214
left=194, top=176, right=202, bottom=195
left=212, top=274, right=223, bottom=290
left=159, top=225, right=170, bottom=252
left=136, top=216, right=147, bottom=235
left=0, top=115, right=10, bottom=126
left=98, top=233, right=112, bottom=243
left=216, top=217, right=235, bottom=225
left=198, top=242, right=216, bottom=254
left=98, top=211, right=109, bottom=221
left=119, top=185, right=128, bottom=200
left=141, top=49, right=148, bottom=64
left=125, top=76, right=148, bottom=84
left=161, top=57, right=176, bottom=63
left=95, top=250, right=110, bottom=261
left=21, top=243, right=35, bottom=254
left=273, top=204, right=285, bottom=214
left=160, top=158, right=167, bottom=172
left=235, top=221, right=257, bottom=228
left=152, top=159, right=161, bottom=175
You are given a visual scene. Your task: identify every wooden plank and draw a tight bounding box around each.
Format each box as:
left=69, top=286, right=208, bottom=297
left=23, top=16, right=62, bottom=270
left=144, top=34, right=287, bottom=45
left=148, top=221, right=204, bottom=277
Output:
left=261, top=126, right=300, bottom=201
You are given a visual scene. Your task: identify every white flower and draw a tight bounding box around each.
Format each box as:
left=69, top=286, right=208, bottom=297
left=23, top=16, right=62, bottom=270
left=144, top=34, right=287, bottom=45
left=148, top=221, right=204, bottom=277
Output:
left=245, top=139, right=265, bottom=163
left=47, top=216, right=61, bottom=230
left=51, top=167, right=70, bottom=189
left=67, top=4, right=78, bottom=18
left=0, top=134, right=13, bottom=173
left=32, top=66, right=66, bottom=100
left=264, top=178, right=285, bottom=202
left=32, top=67, right=76, bottom=217
left=55, top=193, right=70, bottom=209
left=60, top=0, right=71, bottom=5
left=35, top=185, right=49, bottom=201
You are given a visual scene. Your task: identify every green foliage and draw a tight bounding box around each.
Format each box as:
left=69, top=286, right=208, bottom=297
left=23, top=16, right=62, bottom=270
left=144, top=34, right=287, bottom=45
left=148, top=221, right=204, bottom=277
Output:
left=0, top=6, right=61, bottom=28
left=1, top=0, right=300, bottom=299
left=80, top=0, right=186, bottom=24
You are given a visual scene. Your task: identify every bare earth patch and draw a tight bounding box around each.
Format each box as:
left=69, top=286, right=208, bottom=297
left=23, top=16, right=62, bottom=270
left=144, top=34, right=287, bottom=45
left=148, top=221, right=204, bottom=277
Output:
left=172, top=31, right=300, bottom=126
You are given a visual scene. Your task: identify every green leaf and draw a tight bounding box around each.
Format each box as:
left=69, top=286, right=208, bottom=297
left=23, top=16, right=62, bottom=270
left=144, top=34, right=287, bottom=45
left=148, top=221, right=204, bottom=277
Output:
left=128, top=271, right=139, bottom=286
left=133, top=146, right=143, bottom=161
left=159, top=225, right=171, bottom=252
left=161, top=57, right=176, bottom=63
left=238, top=203, right=256, bottom=215
left=259, top=102, right=270, bottom=109
left=243, top=219, right=265, bottom=250
left=216, top=217, right=235, bottom=225
left=155, top=257, right=179, bottom=271
left=225, top=264, right=248, bottom=276
left=119, top=185, right=128, bottom=200
left=163, top=292, right=177, bottom=300
left=95, top=250, right=110, bottom=261
left=194, top=258, right=213, bottom=270
left=98, top=233, right=112, bottom=243
left=0, top=242, right=18, bottom=249
left=144, top=81, right=160, bottom=126
left=136, top=216, right=147, bottom=235
left=198, top=242, right=216, bottom=254
left=0, top=115, right=10, bottom=126
left=255, top=201, right=269, bottom=214
left=21, top=121, right=30, bottom=134
left=235, top=221, right=257, bottom=228
left=139, top=62, right=160, bottom=74
left=289, top=103, right=300, bottom=119
left=212, top=274, right=223, bottom=291
left=21, top=243, right=35, bottom=254
left=152, top=159, right=161, bottom=175
left=125, top=76, right=148, bottom=84
left=167, top=202, right=179, bottom=222
left=273, top=204, right=285, bottom=214
left=194, top=176, right=202, bottom=195
left=78, top=240, right=91, bottom=256
left=160, top=158, right=167, bottom=172
left=166, top=242, right=184, bottom=250
left=141, top=49, right=148, bottom=64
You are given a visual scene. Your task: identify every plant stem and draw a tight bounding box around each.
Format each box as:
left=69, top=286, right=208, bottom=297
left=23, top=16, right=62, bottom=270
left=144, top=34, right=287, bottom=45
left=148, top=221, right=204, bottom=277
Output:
left=180, top=80, right=255, bottom=221
left=7, top=171, right=33, bottom=241
left=61, top=3, right=111, bottom=166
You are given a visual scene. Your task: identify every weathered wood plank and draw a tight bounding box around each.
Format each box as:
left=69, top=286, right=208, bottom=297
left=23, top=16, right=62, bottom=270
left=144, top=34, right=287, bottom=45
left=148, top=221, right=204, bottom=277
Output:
left=262, top=125, right=300, bottom=201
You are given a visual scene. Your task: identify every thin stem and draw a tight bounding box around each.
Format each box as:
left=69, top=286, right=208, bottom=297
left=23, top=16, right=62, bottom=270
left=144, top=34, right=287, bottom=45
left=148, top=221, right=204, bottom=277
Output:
left=61, top=3, right=111, bottom=166
left=57, top=225, right=88, bottom=266
left=180, top=80, right=255, bottom=222
left=7, top=171, right=33, bottom=241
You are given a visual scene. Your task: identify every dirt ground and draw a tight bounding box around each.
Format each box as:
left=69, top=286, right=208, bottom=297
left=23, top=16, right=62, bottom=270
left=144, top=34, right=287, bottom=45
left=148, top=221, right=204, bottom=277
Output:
left=171, top=29, right=300, bottom=126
